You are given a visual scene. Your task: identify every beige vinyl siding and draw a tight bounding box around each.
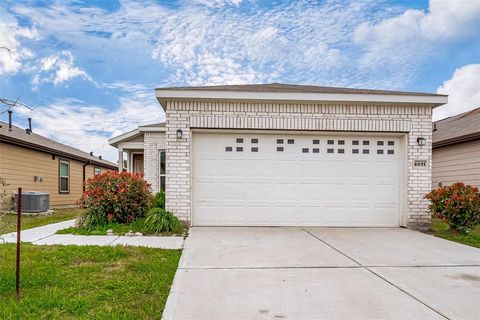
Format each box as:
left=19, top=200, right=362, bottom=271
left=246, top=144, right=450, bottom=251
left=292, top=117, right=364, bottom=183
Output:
left=432, top=139, right=480, bottom=187
left=0, top=142, right=112, bottom=208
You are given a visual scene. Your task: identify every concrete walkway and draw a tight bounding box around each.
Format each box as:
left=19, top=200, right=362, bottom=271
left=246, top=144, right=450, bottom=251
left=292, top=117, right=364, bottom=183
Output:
left=0, top=219, right=184, bottom=249
left=164, top=227, right=480, bottom=320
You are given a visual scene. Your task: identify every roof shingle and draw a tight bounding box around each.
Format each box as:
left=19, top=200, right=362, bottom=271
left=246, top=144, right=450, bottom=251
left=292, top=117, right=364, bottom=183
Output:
left=433, top=107, right=480, bottom=147
left=156, top=83, right=445, bottom=97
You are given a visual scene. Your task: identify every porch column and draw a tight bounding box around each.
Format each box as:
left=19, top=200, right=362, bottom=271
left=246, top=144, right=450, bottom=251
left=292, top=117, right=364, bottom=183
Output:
left=118, top=149, right=123, bottom=172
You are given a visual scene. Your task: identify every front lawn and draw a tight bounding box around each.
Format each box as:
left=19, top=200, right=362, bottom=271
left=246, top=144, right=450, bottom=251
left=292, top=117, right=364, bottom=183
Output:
left=0, top=208, right=85, bottom=235
left=57, top=219, right=189, bottom=238
left=428, top=218, right=480, bottom=248
left=0, top=244, right=181, bottom=319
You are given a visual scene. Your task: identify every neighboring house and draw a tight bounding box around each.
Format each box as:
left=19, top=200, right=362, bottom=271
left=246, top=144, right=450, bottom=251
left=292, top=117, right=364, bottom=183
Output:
left=0, top=118, right=117, bottom=209
left=432, top=107, right=480, bottom=187
left=111, top=83, right=447, bottom=229
left=108, top=123, right=166, bottom=192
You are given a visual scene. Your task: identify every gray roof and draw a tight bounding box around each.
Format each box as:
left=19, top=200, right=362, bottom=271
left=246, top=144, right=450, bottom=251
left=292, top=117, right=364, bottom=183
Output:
left=138, top=122, right=165, bottom=128
left=156, top=83, right=444, bottom=97
left=433, top=107, right=480, bottom=148
left=0, top=121, right=117, bottom=169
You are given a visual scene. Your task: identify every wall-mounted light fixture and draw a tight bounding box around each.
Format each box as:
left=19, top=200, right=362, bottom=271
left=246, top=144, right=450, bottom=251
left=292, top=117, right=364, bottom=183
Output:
left=176, top=129, right=183, bottom=139
left=417, top=137, right=426, bottom=146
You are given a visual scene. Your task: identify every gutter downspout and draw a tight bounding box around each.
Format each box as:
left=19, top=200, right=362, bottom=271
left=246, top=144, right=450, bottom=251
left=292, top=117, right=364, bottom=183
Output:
left=82, top=161, right=92, bottom=192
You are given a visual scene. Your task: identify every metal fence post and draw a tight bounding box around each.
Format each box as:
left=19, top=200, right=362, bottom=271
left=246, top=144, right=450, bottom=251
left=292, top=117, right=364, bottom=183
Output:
left=15, top=187, right=22, bottom=301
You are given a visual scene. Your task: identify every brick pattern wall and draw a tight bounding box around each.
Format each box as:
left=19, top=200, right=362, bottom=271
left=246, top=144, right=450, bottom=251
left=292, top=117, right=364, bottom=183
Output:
left=144, top=131, right=165, bottom=193
left=165, top=100, right=433, bottom=229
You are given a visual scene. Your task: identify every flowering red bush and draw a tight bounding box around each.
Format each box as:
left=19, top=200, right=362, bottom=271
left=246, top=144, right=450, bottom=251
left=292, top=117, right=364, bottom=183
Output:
left=425, top=182, right=480, bottom=232
left=80, top=171, right=152, bottom=224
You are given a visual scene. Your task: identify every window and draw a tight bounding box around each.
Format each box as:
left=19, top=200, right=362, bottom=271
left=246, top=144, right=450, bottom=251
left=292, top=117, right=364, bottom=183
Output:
left=94, top=167, right=101, bottom=175
left=59, top=160, right=69, bottom=193
left=159, top=150, right=166, bottom=192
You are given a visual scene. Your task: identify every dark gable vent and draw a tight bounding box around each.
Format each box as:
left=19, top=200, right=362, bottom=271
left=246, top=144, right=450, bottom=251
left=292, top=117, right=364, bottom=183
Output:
left=90, top=152, right=94, bottom=156
left=98, top=156, right=102, bottom=160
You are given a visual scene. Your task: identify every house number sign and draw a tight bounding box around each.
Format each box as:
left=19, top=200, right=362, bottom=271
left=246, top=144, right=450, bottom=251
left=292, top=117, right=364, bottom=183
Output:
left=413, top=160, right=428, bottom=168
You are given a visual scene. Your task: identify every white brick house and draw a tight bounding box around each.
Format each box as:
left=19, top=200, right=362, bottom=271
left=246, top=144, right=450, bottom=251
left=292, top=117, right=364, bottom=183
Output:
left=113, top=83, right=447, bottom=230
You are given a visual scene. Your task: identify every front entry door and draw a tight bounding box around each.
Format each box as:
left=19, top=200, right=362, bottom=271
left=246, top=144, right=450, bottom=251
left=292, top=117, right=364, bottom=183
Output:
left=133, top=154, right=144, bottom=174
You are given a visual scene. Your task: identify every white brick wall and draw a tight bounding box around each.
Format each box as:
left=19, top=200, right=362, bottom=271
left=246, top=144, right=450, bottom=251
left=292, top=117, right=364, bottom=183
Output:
left=165, top=100, right=433, bottom=229
left=144, top=131, right=166, bottom=193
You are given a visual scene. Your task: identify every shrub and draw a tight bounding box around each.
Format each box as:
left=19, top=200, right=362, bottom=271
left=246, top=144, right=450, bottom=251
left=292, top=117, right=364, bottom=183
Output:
left=76, top=209, right=108, bottom=228
left=80, top=171, right=152, bottom=225
left=425, top=182, right=480, bottom=232
left=144, top=208, right=181, bottom=234
left=152, top=191, right=166, bottom=209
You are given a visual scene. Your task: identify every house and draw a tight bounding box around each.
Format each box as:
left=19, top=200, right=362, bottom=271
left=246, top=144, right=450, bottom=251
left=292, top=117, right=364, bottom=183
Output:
left=111, top=83, right=447, bottom=229
left=108, top=122, right=166, bottom=192
left=432, top=107, right=480, bottom=187
left=0, top=116, right=117, bottom=210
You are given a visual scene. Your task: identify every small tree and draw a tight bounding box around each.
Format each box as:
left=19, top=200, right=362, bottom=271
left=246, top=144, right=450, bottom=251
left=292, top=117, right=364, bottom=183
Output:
left=0, top=177, right=9, bottom=213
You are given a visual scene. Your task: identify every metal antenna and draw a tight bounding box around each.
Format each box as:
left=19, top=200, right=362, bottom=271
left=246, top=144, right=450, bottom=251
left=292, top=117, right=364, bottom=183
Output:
left=0, top=97, right=36, bottom=115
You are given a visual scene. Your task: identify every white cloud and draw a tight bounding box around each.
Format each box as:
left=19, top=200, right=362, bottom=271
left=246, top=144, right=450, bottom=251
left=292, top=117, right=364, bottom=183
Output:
left=151, top=1, right=371, bottom=86
left=16, top=83, right=165, bottom=162
left=0, top=8, right=37, bottom=75
left=433, top=64, right=480, bottom=121
left=190, top=0, right=243, bottom=8
left=31, top=51, right=92, bottom=88
left=354, top=0, right=480, bottom=71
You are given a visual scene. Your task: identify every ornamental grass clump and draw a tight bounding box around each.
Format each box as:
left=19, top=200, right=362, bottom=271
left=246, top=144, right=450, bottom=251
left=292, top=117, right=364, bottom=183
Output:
left=144, top=208, right=181, bottom=234
left=143, top=191, right=180, bottom=233
left=79, top=171, right=152, bottom=226
left=425, top=182, right=480, bottom=232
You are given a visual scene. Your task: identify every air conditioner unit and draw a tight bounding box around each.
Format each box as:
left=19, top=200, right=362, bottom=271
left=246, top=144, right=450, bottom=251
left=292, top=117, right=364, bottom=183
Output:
left=14, top=192, right=50, bottom=213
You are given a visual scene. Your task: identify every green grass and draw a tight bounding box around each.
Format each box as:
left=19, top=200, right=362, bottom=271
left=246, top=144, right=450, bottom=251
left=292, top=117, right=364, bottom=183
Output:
left=0, top=244, right=181, bottom=319
left=428, top=218, right=480, bottom=248
left=57, top=218, right=188, bottom=238
left=0, top=208, right=85, bottom=235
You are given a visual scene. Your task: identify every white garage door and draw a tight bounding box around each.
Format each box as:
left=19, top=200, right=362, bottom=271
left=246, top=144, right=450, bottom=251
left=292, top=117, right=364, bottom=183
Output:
left=192, top=132, right=402, bottom=227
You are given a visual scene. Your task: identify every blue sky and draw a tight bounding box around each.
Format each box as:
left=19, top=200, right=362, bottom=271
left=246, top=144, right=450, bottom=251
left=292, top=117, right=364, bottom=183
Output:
left=1, top=0, right=480, bottom=161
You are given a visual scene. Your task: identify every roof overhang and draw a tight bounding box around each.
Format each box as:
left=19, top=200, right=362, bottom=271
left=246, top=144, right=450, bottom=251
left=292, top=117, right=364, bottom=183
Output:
left=108, top=128, right=141, bottom=147
left=138, top=125, right=166, bottom=132
left=155, top=89, right=448, bottom=110
left=1, top=134, right=117, bottom=170
left=433, top=132, right=480, bottom=149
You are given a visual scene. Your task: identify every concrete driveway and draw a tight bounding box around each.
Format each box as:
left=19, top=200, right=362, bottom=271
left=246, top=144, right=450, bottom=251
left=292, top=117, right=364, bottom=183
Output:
left=163, top=228, right=480, bottom=320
